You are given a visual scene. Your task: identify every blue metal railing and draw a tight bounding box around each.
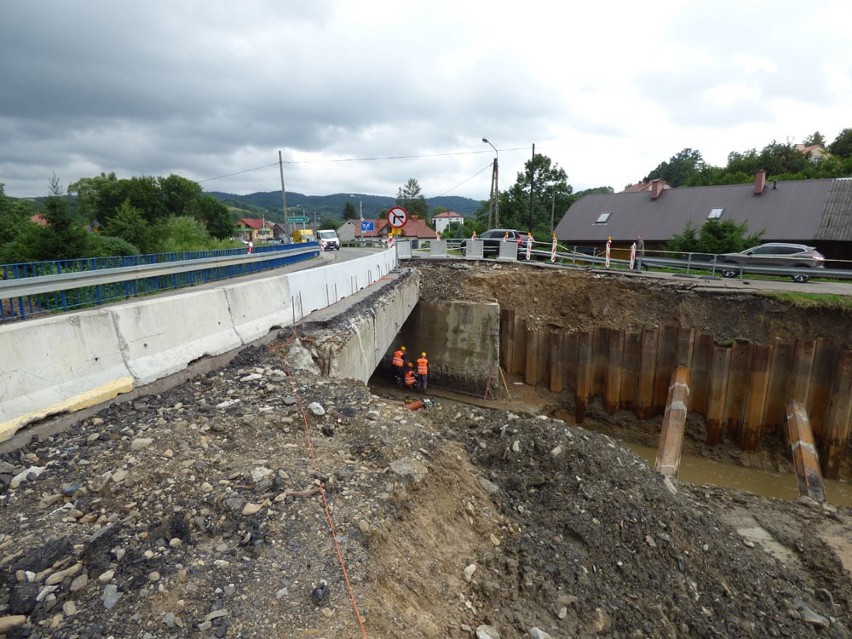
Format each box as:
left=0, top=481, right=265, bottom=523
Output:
left=0, top=243, right=318, bottom=323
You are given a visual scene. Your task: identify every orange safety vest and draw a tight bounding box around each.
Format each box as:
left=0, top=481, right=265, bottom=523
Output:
left=404, top=369, right=417, bottom=387
left=392, top=350, right=405, bottom=367
left=417, top=357, right=428, bottom=375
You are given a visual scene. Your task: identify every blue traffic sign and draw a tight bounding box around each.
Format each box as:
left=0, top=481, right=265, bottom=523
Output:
left=360, top=221, right=374, bottom=232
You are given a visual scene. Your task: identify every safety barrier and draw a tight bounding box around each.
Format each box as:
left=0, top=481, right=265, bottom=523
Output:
left=501, top=309, right=852, bottom=480
left=0, top=249, right=398, bottom=442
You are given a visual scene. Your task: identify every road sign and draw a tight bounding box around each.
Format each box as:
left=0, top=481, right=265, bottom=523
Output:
left=289, top=216, right=309, bottom=223
left=360, top=221, right=375, bottom=232
left=388, top=206, right=408, bottom=228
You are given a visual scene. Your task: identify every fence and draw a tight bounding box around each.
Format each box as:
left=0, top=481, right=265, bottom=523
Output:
left=0, top=243, right=317, bottom=322
left=501, top=309, right=852, bottom=479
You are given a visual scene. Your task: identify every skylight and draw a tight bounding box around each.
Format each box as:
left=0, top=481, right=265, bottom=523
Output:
left=707, top=207, right=724, bottom=219
left=595, top=212, right=611, bottom=224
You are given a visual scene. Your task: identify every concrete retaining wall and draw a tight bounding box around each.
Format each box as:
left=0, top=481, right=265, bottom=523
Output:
left=396, top=300, right=501, bottom=391
left=0, top=249, right=399, bottom=442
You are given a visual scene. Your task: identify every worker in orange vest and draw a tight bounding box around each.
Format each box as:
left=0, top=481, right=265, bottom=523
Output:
left=416, top=351, right=429, bottom=393
left=392, top=345, right=406, bottom=385
left=404, top=362, right=418, bottom=390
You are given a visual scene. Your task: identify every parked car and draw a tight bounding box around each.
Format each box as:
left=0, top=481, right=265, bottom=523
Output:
left=717, top=243, right=825, bottom=282
left=461, top=229, right=531, bottom=259
left=317, top=229, right=340, bottom=251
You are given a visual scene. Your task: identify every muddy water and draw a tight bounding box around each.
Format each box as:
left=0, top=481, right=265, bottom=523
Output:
left=626, top=442, right=852, bottom=508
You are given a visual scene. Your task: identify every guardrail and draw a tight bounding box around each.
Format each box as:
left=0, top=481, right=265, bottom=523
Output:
left=414, top=239, right=852, bottom=283
left=0, top=243, right=319, bottom=323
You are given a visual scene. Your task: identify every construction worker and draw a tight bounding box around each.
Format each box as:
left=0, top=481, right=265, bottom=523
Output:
left=392, top=345, right=406, bottom=385
left=404, top=362, right=418, bottom=390
left=416, top=351, right=429, bottom=393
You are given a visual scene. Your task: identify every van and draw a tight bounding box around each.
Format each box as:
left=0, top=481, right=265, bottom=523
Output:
left=317, top=229, right=340, bottom=251
left=292, top=229, right=315, bottom=243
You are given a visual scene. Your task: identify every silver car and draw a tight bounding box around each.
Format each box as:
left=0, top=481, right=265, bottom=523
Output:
left=718, top=243, right=825, bottom=282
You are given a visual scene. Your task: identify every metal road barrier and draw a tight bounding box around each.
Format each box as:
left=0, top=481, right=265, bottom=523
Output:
left=424, top=239, right=852, bottom=283
left=0, top=243, right=319, bottom=322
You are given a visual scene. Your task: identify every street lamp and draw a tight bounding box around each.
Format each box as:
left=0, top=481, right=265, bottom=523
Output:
left=482, top=138, right=499, bottom=228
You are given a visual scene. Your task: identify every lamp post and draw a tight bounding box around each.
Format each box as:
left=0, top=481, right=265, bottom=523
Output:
left=482, top=138, right=499, bottom=228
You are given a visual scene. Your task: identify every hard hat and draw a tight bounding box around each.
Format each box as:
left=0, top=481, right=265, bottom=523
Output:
left=401, top=346, right=406, bottom=351
left=421, top=352, right=426, bottom=357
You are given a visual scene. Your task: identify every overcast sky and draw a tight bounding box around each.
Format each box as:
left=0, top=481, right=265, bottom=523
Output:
left=2, top=1, right=850, bottom=205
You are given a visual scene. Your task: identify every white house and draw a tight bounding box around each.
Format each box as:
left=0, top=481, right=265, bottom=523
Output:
left=432, top=211, right=465, bottom=235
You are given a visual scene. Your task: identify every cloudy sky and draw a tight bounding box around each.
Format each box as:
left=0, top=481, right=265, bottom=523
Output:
left=2, top=1, right=850, bottom=205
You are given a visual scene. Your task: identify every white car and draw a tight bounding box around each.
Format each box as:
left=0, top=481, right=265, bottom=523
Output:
left=317, top=230, right=340, bottom=250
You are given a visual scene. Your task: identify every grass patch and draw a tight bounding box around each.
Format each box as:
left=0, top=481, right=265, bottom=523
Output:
left=762, top=291, right=852, bottom=311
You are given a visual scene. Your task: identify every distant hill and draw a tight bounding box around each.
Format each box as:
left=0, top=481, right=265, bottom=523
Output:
left=207, top=191, right=482, bottom=222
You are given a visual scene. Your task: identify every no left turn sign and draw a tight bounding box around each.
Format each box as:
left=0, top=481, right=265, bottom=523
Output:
left=388, top=206, right=408, bottom=228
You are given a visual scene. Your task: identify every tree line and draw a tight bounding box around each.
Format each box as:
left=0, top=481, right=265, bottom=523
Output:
left=2, top=128, right=850, bottom=263
left=0, top=173, right=236, bottom=264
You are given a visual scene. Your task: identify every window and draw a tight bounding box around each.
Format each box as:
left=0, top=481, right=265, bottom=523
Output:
left=595, top=212, right=611, bottom=224
left=707, top=208, right=724, bottom=219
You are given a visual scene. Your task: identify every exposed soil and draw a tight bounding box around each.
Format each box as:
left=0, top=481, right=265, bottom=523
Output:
left=414, top=261, right=852, bottom=349
left=0, top=262, right=850, bottom=638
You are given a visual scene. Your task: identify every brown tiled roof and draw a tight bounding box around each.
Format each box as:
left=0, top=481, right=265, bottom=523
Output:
left=555, top=178, right=852, bottom=244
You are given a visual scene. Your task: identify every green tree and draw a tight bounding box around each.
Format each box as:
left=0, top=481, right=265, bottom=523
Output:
left=667, top=219, right=763, bottom=256
left=190, top=194, right=234, bottom=240
left=156, top=216, right=214, bottom=252
left=0, top=183, right=34, bottom=247
left=645, top=148, right=705, bottom=187
left=802, top=131, right=826, bottom=147
left=85, top=233, right=140, bottom=257
left=829, top=128, right=852, bottom=159
left=343, top=201, right=358, bottom=220
left=160, top=174, right=203, bottom=217
left=499, top=153, right=573, bottom=238
left=396, top=178, right=428, bottom=219
left=103, top=200, right=154, bottom=253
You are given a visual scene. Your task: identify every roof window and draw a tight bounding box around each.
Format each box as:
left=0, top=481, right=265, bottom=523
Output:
left=594, top=212, right=612, bottom=224
left=707, top=207, right=725, bottom=220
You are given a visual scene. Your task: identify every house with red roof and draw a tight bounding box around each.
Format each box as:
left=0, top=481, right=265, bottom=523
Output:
left=337, top=216, right=438, bottom=244
left=432, top=211, right=465, bottom=235
left=234, top=218, right=273, bottom=243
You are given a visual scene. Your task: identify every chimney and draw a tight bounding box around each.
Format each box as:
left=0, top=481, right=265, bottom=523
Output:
left=754, top=170, right=767, bottom=195
left=650, top=179, right=665, bottom=201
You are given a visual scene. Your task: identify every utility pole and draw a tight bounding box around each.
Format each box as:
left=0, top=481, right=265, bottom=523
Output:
left=482, top=138, right=499, bottom=228
left=528, top=143, right=535, bottom=232
left=278, top=150, right=289, bottom=239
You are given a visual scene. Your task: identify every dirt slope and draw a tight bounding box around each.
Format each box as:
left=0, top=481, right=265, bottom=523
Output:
left=1, top=341, right=849, bottom=638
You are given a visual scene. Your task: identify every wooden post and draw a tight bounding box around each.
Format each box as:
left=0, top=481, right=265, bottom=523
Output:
left=501, top=308, right=514, bottom=372
left=564, top=332, right=579, bottom=394
left=690, top=333, right=714, bottom=415
left=511, top=316, right=527, bottom=376
left=675, top=328, right=695, bottom=370
left=575, top=331, right=593, bottom=423
left=591, top=327, right=609, bottom=398
left=620, top=331, right=641, bottom=411
left=635, top=328, right=659, bottom=419
left=655, top=367, right=691, bottom=478
left=740, top=344, right=771, bottom=450
left=822, top=351, right=852, bottom=479
left=785, top=400, right=826, bottom=502
left=765, top=343, right=795, bottom=436
left=723, top=341, right=753, bottom=439
left=653, top=325, right=679, bottom=415
left=525, top=328, right=540, bottom=386
left=788, top=339, right=816, bottom=405
left=706, top=346, right=731, bottom=445
left=549, top=332, right=563, bottom=393
left=809, top=338, right=839, bottom=443
left=605, top=329, right=625, bottom=413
